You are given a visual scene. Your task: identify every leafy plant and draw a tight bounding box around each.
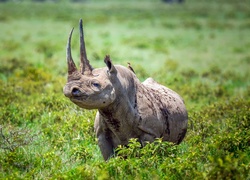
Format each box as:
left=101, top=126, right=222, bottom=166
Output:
left=0, top=0, right=249, bottom=179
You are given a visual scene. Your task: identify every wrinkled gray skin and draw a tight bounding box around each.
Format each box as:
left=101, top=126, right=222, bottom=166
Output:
left=63, top=20, right=188, bottom=161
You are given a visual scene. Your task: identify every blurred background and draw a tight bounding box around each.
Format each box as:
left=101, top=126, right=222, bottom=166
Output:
left=0, top=0, right=249, bottom=179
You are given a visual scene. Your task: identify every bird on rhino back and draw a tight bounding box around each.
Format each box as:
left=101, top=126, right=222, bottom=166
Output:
left=63, top=19, right=188, bottom=161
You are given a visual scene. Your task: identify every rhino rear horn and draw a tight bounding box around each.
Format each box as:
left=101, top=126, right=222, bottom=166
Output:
left=79, top=19, right=93, bottom=75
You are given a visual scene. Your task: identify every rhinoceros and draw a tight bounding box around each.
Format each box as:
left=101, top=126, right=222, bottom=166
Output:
left=63, top=19, right=188, bottom=161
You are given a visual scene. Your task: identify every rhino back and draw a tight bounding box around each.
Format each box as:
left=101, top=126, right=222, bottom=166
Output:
left=137, top=78, right=188, bottom=143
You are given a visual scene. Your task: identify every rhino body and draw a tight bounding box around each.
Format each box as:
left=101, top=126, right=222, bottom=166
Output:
left=63, top=20, right=188, bottom=161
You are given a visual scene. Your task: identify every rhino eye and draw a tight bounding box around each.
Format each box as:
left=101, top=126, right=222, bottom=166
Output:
left=91, top=82, right=101, bottom=88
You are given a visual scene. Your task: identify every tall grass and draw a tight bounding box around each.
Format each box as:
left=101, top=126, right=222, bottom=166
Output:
left=0, top=0, right=249, bottom=179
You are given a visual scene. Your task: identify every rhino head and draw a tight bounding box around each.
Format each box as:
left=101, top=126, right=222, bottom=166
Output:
left=63, top=19, right=117, bottom=109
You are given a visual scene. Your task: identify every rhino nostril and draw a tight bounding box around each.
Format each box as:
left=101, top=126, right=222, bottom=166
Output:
left=72, top=88, right=81, bottom=97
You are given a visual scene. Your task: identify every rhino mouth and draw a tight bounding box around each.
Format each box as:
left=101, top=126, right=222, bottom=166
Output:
left=70, top=96, right=97, bottom=109
left=70, top=95, right=88, bottom=102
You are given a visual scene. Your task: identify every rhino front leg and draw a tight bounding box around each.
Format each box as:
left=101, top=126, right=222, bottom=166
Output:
left=94, top=112, right=114, bottom=161
left=96, top=132, right=114, bottom=161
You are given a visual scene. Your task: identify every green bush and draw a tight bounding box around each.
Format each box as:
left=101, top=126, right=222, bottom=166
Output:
left=0, top=0, right=249, bottom=179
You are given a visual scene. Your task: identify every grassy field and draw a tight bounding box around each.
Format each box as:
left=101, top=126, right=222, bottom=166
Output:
left=0, top=0, right=250, bottom=179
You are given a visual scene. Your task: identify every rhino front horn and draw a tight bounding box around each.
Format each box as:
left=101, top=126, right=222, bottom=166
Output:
left=66, top=28, right=77, bottom=75
left=79, top=19, right=93, bottom=75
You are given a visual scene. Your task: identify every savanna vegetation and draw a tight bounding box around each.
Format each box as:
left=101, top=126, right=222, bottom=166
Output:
left=0, top=0, right=249, bottom=179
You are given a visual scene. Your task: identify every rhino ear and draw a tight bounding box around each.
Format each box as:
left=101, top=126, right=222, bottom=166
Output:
left=104, top=55, right=117, bottom=74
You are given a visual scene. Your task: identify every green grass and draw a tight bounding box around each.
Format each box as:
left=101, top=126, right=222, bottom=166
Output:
left=0, top=0, right=250, bottom=179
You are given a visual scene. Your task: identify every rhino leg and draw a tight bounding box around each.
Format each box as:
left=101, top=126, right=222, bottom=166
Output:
left=96, top=132, right=114, bottom=161
left=94, top=112, right=114, bottom=161
left=137, top=121, right=163, bottom=146
left=139, top=133, right=156, bottom=146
